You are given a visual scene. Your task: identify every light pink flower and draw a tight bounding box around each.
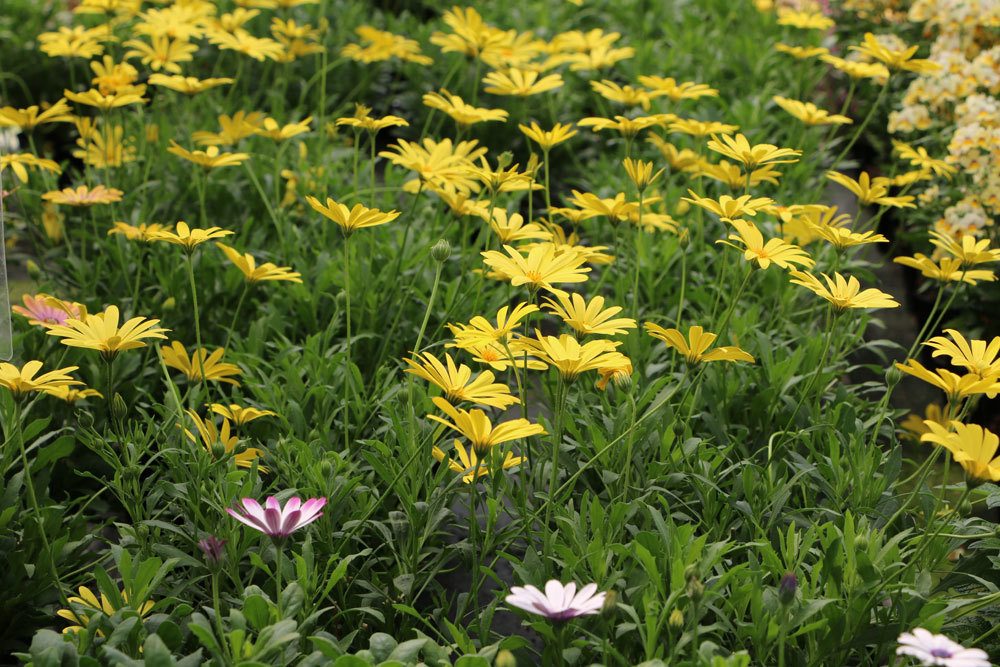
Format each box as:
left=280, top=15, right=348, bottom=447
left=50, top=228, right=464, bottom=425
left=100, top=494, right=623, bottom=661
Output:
left=505, top=580, right=606, bottom=621
left=227, top=496, right=326, bottom=539
left=897, top=628, right=990, bottom=667
left=12, top=294, right=83, bottom=328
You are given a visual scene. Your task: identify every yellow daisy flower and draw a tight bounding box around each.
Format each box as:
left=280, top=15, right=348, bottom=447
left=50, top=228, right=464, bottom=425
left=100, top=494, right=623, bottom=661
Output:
left=405, top=352, right=517, bottom=409
left=645, top=324, right=754, bottom=364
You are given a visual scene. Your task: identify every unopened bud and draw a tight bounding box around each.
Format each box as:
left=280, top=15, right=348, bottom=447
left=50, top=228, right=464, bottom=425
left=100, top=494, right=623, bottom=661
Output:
left=198, top=535, right=226, bottom=566
left=601, top=589, right=618, bottom=612
left=496, top=151, right=514, bottom=169
left=854, top=533, right=870, bottom=551
left=778, top=572, right=797, bottom=606
left=668, top=608, right=684, bottom=628
left=211, top=440, right=228, bottom=459
left=26, top=259, right=42, bottom=279
left=431, top=239, right=451, bottom=263
left=111, top=393, right=128, bottom=423
left=885, top=365, right=903, bottom=386
left=495, top=649, right=517, bottom=667
left=959, top=498, right=974, bottom=515
left=162, top=296, right=176, bottom=310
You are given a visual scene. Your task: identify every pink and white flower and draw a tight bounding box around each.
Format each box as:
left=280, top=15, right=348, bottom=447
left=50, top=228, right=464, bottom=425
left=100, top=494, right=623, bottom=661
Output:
left=227, top=496, right=326, bottom=539
left=896, top=628, right=990, bottom=667
left=505, top=580, right=607, bottom=621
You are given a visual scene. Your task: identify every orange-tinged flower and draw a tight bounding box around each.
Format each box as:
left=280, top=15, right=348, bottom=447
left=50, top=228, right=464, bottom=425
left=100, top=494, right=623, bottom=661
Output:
left=12, top=294, right=85, bottom=328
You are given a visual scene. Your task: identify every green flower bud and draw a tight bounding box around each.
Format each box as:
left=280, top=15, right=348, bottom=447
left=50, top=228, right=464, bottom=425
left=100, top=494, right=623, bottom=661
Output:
left=431, top=239, right=452, bottom=263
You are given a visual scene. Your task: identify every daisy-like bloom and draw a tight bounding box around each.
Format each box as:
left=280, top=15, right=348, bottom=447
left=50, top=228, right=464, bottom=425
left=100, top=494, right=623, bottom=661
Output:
left=193, top=111, right=266, bottom=147
left=638, top=76, right=718, bottom=101
left=683, top=191, right=774, bottom=220
left=623, top=158, right=664, bottom=192
left=429, top=397, right=545, bottom=453
left=591, top=80, right=652, bottom=110
left=900, top=403, right=947, bottom=441
left=810, top=224, right=888, bottom=249
left=216, top=243, right=302, bottom=283
left=64, top=88, right=146, bottom=111
left=645, top=324, right=754, bottom=364
left=108, top=221, right=172, bottom=242
left=0, top=99, right=73, bottom=131
left=148, top=74, right=234, bottom=95
left=578, top=114, right=675, bottom=138
left=167, top=141, right=250, bottom=169
left=46, top=305, right=169, bottom=359
left=0, top=153, right=62, bottom=183
left=483, top=68, right=563, bottom=96
left=506, top=580, right=607, bottom=621
left=335, top=103, right=409, bottom=133
left=896, top=628, right=990, bottom=667
left=776, top=9, right=834, bottom=30
left=45, top=386, right=103, bottom=404
left=567, top=191, right=642, bottom=223
left=73, top=125, right=137, bottom=169
left=826, top=171, right=915, bottom=208
left=305, top=196, right=400, bottom=236
left=647, top=136, right=701, bottom=171
left=423, top=90, right=508, bottom=126
left=481, top=243, right=591, bottom=296
left=925, top=330, right=1000, bottom=379
left=405, top=352, right=517, bottom=409
left=896, top=360, right=1000, bottom=402
left=0, top=361, right=81, bottom=397
left=42, top=185, right=123, bottom=206
left=186, top=411, right=267, bottom=471
left=543, top=293, right=636, bottom=336
left=161, top=342, right=243, bottom=385
left=775, top=43, right=829, bottom=59
left=466, top=157, right=539, bottom=194
left=228, top=496, right=325, bottom=538
left=520, top=333, right=629, bottom=380
left=433, top=440, right=525, bottom=484
left=928, top=232, right=1000, bottom=269
left=519, top=122, right=578, bottom=150
left=484, top=209, right=551, bottom=244
left=379, top=137, right=485, bottom=194
left=12, top=294, right=84, bottom=328
left=152, top=221, right=233, bottom=251
left=850, top=32, right=940, bottom=75
left=772, top=96, right=852, bottom=126
left=211, top=403, right=278, bottom=427
left=821, top=54, right=889, bottom=83
left=789, top=270, right=899, bottom=310
left=720, top=220, right=815, bottom=270
left=892, top=141, right=955, bottom=178
left=696, top=160, right=783, bottom=190
left=462, top=341, right=548, bottom=372
left=208, top=30, right=284, bottom=62
left=449, top=303, right=539, bottom=349
left=255, top=117, right=312, bottom=141
left=668, top=119, right=739, bottom=137
left=38, top=26, right=105, bottom=59
left=124, top=35, right=197, bottom=73
left=922, top=422, right=1000, bottom=485
left=57, top=586, right=154, bottom=636
left=341, top=25, right=432, bottom=65
left=707, top=133, right=801, bottom=171
left=893, top=255, right=995, bottom=285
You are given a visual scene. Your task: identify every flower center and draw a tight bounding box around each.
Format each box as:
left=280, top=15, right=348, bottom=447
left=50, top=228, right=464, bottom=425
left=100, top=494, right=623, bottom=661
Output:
left=929, top=648, right=954, bottom=658
left=524, top=270, right=544, bottom=283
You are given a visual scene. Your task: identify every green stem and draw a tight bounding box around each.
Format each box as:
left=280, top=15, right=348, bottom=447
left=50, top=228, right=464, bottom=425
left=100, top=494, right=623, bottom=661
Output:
left=343, top=235, right=353, bottom=453
left=412, top=261, right=443, bottom=355
left=186, top=253, right=208, bottom=396
left=211, top=570, right=227, bottom=659
left=543, top=375, right=567, bottom=558
left=224, top=282, right=251, bottom=351
left=827, top=82, right=888, bottom=177
left=273, top=544, right=284, bottom=614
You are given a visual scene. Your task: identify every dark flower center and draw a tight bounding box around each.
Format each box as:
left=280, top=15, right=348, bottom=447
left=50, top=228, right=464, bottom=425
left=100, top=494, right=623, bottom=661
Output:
left=929, top=648, right=953, bottom=658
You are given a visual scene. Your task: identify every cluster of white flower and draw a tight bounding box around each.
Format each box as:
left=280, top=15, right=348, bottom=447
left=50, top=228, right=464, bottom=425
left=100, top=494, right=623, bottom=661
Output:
left=885, top=0, right=1000, bottom=238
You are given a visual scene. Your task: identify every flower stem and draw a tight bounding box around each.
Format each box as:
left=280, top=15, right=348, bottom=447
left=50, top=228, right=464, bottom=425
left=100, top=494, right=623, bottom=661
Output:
left=273, top=544, right=284, bottom=614
left=543, top=374, right=567, bottom=558
left=224, top=282, right=251, bottom=351
left=343, top=235, right=353, bottom=453
left=186, top=253, right=209, bottom=397
left=412, top=261, right=443, bottom=355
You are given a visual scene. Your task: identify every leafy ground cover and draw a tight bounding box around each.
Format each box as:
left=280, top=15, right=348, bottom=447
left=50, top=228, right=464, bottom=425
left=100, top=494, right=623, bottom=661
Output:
left=1, top=0, right=999, bottom=665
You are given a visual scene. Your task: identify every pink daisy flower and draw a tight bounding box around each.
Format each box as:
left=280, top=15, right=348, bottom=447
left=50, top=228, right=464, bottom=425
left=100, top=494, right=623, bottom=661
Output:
left=227, top=496, right=326, bottom=540
left=505, top=580, right=607, bottom=621
left=896, top=628, right=990, bottom=667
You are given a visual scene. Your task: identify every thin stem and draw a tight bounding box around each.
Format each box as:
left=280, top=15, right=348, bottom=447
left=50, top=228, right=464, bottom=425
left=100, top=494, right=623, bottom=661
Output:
left=827, top=82, right=888, bottom=177
left=224, top=282, right=251, bottom=351
left=412, top=262, right=444, bottom=355
left=186, top=253, right=209, bottom=396
left=211, top=570, right=227, bottom=659
left=543, top=374, right=567, bottom=558
left=273, top=544, right=284, bottom=614
left=343, top=235, right=353, bottom=453
left=467, top=480, right=480, bottom=624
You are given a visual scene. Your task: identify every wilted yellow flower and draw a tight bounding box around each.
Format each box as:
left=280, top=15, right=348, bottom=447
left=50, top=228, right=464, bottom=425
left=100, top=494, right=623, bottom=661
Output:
left=789, top=271, right=899, bottom=309
left=405, top=351, right=517, bottom=409
left=152, top=221, right=234, bottom=250
left=644, top=324, right=754, bottom=364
